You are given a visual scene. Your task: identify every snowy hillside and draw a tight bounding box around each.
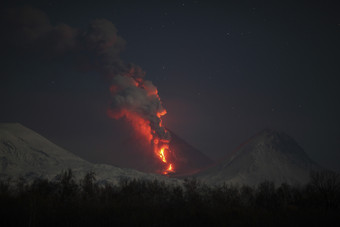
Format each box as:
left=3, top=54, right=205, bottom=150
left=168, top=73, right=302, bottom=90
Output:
left=195, top=129, right=321, bottom=186
left=0, top=123, right=176, bottom=184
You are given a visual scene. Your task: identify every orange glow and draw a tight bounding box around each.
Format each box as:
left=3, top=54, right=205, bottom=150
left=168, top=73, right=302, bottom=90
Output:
left=107, top=109, right=153, bottom=143
left=154, top=141, right=175, bottom=174
left=157, top=109, right=167, bottom=118
left=108, top=79, right=175, bottom=175
left=159, top=147, right=167, bottom=163
left=167, top=164, right=173, bottom=171
left=153, top=138, right=159, bottom=144
left=146, top=87, right=158, bottom=96
left=162, top=164, right=174, bottom=175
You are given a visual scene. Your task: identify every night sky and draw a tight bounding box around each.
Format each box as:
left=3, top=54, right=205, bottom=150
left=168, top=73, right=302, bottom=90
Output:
left=1, top=0, right=340, bottom=172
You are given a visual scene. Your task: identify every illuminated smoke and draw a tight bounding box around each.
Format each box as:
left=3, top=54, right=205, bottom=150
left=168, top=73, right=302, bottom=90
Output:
left=108, top=76, right=170, bottom=140
left=107, top=75, right=174, bottom=174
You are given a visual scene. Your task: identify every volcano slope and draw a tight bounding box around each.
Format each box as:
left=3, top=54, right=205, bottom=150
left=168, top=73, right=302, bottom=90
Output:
left=0, top=123, right=176, bottom=184
left=194, top=129, right=321, bottom=186
left=167, top=130, right=214, bottom=176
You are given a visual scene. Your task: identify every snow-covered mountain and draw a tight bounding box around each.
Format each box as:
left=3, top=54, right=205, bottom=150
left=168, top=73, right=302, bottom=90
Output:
left=0, top=123, right=322, bottom=187
left=0, top=123, right=176, bottom=184
left=194, top=129, right=321, bottom=186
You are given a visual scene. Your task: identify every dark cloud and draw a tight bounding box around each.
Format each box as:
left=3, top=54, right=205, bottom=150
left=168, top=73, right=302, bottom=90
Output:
left=1, top=6, right=144, bottom=78
left=79, top=19, right=126, bottom=77
left=1, top=6, right=52, bottom=46
left=1, top=6, right=76, bottom=56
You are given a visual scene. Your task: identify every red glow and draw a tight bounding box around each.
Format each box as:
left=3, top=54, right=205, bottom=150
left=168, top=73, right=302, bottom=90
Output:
left=108, top=79, right=175, bottom=175
left=159, top=146, right=167, bottom=163
left=154, top=140, right=175, bottom=175
left=107, top=109, right=153, bottom=144
left=152, top=132, right=176, bottom=174
left=167, top=164, right=173, bottom=171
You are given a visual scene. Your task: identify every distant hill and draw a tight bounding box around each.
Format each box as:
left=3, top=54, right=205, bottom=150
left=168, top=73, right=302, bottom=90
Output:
left=194, top=129, right=321, bottom=186
left=0, top=123, right=176, bottom=184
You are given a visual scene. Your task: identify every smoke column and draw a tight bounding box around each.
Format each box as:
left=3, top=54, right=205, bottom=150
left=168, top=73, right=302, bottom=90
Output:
left=1, top=6, right=174, bottom=174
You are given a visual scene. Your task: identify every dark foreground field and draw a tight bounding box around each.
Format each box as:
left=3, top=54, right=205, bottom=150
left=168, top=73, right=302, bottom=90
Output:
left=0, top=170, right=339, bottom=227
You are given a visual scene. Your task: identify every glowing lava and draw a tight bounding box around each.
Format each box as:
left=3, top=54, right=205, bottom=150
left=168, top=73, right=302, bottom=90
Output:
left=167, top=164, right=173, bottom=171
left=153, top=139, right=174, bottom=174
left=159, top=146, right=166, bottom=163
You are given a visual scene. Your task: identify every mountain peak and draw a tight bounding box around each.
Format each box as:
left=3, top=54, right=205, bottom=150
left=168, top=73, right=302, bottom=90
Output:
left=247, top=129, right=311, bottom=159
left=195, top=129, right=321, bottom=186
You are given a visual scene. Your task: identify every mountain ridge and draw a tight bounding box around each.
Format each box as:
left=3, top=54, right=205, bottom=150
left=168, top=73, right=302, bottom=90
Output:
left=1, top=123, right=323, bottom=186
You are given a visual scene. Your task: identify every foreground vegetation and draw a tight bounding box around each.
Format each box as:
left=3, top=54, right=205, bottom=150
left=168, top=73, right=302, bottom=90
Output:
left=0, top=170, right=340, bottom=226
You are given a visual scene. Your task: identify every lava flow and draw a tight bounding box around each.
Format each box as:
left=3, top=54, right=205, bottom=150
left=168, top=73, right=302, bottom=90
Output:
left=153, top=138, right=174, bottom=175
left=108, top=75, right=175, bottom=175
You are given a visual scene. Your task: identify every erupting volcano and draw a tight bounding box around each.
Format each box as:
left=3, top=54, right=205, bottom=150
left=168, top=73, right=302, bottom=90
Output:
left=107, top=75, right=175, bottom=175
left=0, top=9, right=213, bottom=175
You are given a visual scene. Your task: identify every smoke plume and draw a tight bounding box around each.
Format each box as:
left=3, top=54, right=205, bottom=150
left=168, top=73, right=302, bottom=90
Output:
left=108, top=75, right=170, bottom=141
left=1, top=6, right=171, bottom=148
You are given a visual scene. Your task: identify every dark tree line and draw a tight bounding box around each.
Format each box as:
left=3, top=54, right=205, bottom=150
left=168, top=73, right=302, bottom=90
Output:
left=0, top=170, right=340, bottom=226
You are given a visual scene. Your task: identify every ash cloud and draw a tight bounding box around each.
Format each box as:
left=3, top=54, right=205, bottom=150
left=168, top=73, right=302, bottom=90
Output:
left=1, top=6, right=169, bottom=141
left=1, top=6, right=143, bottom=78
left=1, top=6, right=77, bottom=56
left=109, top=75, right=170, bottom=140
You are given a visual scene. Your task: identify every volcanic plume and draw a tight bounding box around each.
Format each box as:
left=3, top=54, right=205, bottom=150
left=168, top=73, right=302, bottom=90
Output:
left=107, top=75, right=175, bottom=174
left=82, top=18, right=176, bottom=174
left=2, top=6, right=176, bottom=174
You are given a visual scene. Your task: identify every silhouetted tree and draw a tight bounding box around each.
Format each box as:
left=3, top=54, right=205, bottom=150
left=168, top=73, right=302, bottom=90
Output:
left=309, top=170, right=340, bottom=209
left=55, top=169, right=78, bottom=201
left=0, top=178, right=10, bottom=195
left=80, top=171, right=97, bottom=199
left=1, top=171, right=340, bottom=227
left=183, top=177, right=201, bottom=204
left=276, top=183, right=293, bottom=208
left=240, top=185, right=255, bottom=207
left=256, top=181, right=279, bottom=210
